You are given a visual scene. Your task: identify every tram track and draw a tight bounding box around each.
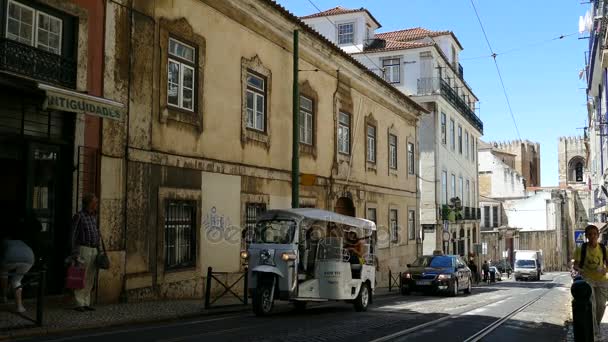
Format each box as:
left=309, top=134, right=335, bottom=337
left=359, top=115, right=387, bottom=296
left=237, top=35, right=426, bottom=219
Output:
left=370, top=275, right=565, bottom=342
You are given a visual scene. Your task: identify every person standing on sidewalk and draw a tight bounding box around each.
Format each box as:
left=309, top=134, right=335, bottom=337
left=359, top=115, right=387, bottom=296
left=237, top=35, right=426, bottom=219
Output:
left=70, top=193, right=100, bottom=312
left=1, top=228, right=34, bottom=313
left=573, top=224, right=608, bottom=340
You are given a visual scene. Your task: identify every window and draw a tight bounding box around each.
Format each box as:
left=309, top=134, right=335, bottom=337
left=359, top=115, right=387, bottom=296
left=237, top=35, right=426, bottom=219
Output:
left=390, top=209, right=398, bottom=242
left=164, top=200, right=196, bottom=269
left=245, top=203, right=266, bottom=243
left=450, top=119, right=455, bottom=150
left=466, top=180, right=470, bottom=206
left=441, top=171, right=448, bottom=205
left=459, top=176, right=463, bottom=200
left=389, top=134, right=398, bottom=169
left=382, top=58, right=400, bottom=84
left=367, top=207, right=377, bottom=224
left=168, top=38, right=196, bottom=111
left=338, top=112, right=351, bottom=154
left=6, top=1, right=62, bottom=55
left=337, top=22, right=354, bottom=45
left=483, top=206, right=490, bottom=227
left=299, top=95, right=313, bottom=145
left=492, top=206, right=499, bottom=227
left=464, top=131, right=469, bottom=159
left=408, top=142, right=415, bottom=175
left=472, top=181, right=476, bottom=206
left=451, top=174, right=456, bottom=199
left=367, top=125, right=376, bottom=163
left=246, top=71, right=266, bottom=131
left=472, top=139, right=476, bottom=162
left=408, top=209, right=416, bottom=240
left=458, top=125, right=462, bottom=154
left=511, top=173, right=514, bottom=190
left=504, top=169, right=508, bottom=183
left=441, top=113, right=447, bottom=145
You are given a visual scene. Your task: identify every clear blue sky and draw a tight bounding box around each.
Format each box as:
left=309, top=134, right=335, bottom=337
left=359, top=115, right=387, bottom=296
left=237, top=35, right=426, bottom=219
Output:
left=276, top=0, right=588, bottom=186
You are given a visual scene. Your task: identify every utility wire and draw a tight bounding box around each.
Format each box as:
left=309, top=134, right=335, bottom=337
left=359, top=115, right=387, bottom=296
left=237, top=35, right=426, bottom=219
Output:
left=461, top=32, right=578, bottom=61
left=469, top=0, right=522, bottom=141
left=305, top=0, right=385, bottom=76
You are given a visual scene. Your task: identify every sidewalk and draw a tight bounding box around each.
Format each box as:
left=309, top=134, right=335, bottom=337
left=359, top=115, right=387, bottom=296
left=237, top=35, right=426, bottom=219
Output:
left=0, top=287, right=400, bottom=340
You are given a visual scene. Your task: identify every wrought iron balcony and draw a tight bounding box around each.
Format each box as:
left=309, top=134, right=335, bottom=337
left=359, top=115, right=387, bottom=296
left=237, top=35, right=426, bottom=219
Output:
left=0, top=37, right=76, bottom=88
left=416, top=77, right=483, bottom=134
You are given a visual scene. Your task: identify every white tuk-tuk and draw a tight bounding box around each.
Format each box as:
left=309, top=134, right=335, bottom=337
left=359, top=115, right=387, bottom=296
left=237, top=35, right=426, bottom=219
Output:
left=241, top=208, right=376, bottom=316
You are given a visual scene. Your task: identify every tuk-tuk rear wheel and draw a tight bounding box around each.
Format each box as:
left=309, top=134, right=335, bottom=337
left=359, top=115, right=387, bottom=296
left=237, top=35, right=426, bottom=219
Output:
left=354, top=283, right=370, bottom=312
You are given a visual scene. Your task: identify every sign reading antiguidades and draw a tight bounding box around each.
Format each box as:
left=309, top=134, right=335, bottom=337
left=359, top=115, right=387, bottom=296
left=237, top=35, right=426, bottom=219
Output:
left=43, top=89, right=124, bottom=121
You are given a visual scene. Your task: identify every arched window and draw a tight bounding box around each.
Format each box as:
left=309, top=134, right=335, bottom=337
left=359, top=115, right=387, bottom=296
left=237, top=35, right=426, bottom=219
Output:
left=568, top=156, right=585, bottom=183
left=575, top=162, right=583, bottom=182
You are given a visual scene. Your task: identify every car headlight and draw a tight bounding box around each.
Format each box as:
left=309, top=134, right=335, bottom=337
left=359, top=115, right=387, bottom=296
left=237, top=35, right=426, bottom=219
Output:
left=281, top=252, right=297, bottom=261
left=437, top=274, right=451, bottom=280
left=240, top=250, right=249, bottom=260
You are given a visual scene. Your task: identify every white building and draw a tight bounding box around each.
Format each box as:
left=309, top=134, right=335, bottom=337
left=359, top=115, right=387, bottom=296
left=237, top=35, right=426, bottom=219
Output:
left=301, top=7, right=482, bottom=258
left=478, top=141, right=526, bottom=200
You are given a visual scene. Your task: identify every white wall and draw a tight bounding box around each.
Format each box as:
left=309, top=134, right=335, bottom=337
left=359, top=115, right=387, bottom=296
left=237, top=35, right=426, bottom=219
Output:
left=503, top=192, right=553, bottom=231
left=478, top=149, right=526, bottom=198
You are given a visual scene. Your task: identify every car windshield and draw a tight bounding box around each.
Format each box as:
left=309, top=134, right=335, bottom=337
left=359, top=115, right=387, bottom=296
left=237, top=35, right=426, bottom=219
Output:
left=410, top=256, right=454, bottom=268
left=429, top=256, right=453, bottom=268
left=253, top=220, right=296, bottom=244
left=516, top=260, right=536, bottom=268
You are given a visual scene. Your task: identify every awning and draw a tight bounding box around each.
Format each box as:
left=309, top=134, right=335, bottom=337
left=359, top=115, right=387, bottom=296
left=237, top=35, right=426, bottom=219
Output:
left=594, top=205, right=607, bottom=215
left=588, top=222, right=608, bottom=232
left=39, top=83, right=125, bottom=121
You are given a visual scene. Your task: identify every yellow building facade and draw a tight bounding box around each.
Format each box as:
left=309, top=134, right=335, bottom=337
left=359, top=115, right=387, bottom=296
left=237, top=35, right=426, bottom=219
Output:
left=98, top=0, right=426, bottom=301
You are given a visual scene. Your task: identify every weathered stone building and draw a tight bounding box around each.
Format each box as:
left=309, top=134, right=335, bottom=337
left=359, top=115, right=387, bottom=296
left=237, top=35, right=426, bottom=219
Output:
left=98, top=0, right=426, bottom=301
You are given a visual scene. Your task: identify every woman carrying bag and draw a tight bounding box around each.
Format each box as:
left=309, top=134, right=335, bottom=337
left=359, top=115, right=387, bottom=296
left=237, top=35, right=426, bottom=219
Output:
left=70, top=193, right=109, bottom=312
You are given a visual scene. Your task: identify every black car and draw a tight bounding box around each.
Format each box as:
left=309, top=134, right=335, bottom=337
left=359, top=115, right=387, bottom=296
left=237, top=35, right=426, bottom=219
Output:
left=401, top=254, right=473, bottom=296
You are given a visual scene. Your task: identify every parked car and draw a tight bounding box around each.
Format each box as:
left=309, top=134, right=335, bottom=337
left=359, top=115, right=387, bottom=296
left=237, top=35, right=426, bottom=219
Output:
left=401, top=254, right=472, bottom=297
left=489, top=266, right=502, bottom=281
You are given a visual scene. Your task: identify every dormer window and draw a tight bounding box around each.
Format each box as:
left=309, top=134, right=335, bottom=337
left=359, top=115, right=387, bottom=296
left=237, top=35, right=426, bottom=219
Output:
left=337, top=22, right=354, bottom=45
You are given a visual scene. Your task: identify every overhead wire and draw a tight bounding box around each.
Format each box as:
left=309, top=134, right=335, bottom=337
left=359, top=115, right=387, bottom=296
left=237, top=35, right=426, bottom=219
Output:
left=460, top=32, right=578, bottom=61
left=469, top=0, right=522, bottom=141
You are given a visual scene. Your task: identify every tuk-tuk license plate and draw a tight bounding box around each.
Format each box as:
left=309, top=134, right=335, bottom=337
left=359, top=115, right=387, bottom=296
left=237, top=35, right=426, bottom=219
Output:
left=416, top=280, right=432, bottom=285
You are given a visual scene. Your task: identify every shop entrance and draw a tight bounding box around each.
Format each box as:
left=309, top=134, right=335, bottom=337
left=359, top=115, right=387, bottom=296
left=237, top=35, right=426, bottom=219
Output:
left=0, top=88, right=75, bottom=295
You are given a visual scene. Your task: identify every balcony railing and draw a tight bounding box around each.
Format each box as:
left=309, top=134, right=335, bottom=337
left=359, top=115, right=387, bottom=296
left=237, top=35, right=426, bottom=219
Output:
left=416, top=77, right=484, bottom=134
left=0, top=38, right=76, bottom=88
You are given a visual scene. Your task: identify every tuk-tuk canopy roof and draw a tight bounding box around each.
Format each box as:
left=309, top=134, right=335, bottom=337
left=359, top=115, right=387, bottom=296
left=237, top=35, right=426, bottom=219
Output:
left=259, top=208, right=376, bottom=231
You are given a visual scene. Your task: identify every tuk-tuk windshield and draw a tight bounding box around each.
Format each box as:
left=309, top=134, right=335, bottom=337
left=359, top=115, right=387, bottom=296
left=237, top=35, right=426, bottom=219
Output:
left=253, top=220, right=296, bottom=244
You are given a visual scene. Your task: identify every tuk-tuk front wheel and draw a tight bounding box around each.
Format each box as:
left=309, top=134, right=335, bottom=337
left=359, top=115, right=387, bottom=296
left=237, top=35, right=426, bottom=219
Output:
left=354, top=283, right=370, bottom=312
left=252, top=281, right=275, bottom=316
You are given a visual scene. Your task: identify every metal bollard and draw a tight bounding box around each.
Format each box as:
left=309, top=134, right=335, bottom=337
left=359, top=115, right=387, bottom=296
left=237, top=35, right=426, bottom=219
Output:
left=571, top=279, right=594, bottom=342
left=388, top=269, right=392, bottom=292
left=204, top=267, right=212, bottom=309
left=36, top=270, right=46, bottom=326
left=243, top=267, right=248, bottom=305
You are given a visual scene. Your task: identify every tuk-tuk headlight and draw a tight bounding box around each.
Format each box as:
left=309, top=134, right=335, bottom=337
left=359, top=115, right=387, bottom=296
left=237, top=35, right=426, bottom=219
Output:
left=438, top=274, right=451, bottom=280
left=281, top=252, right=297, bottom=261
left=404, top=273, right=411, bottom=279
left=240, top=251, right=249, bottom=260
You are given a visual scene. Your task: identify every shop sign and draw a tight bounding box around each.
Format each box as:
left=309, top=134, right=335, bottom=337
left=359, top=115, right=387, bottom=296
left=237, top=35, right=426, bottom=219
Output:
left=39, top=83, right=125, bottom=121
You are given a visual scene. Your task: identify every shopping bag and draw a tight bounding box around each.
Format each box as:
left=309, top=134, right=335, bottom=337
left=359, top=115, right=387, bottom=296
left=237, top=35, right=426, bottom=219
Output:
left=65, top=265, right=86, bottom=289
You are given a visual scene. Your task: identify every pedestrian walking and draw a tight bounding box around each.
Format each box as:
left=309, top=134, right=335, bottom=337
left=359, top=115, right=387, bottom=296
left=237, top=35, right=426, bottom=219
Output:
left=482, top=260, right=490, bottom=284
left=1, top=228, right=35, bottom=313
left=573, top=224, right=608, bottom=341
left=70, top=193, right=101, bottom=312
left=468, top=258, right=479, bottom=284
